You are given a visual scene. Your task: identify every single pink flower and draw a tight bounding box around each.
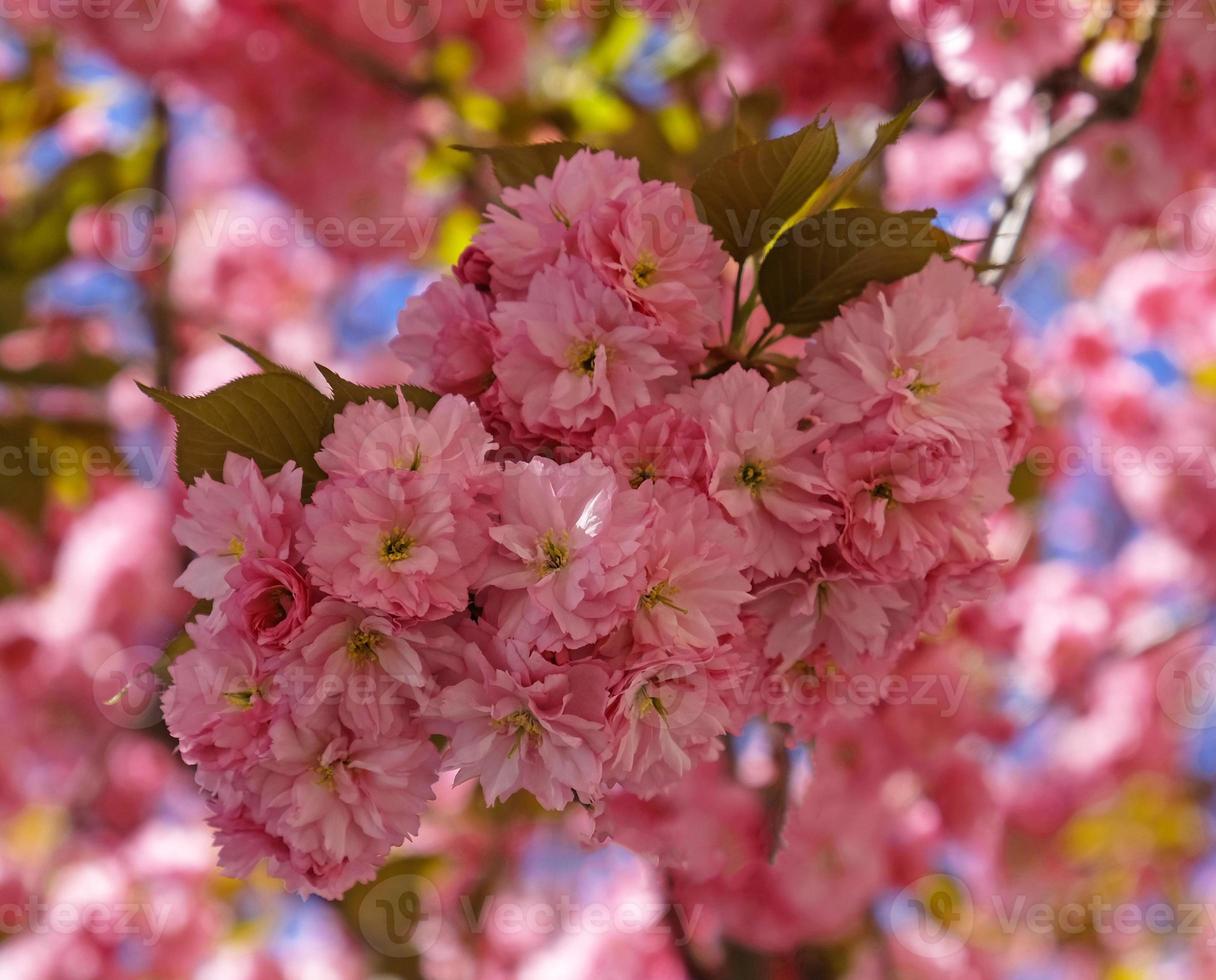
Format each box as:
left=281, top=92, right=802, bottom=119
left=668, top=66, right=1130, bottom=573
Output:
left=163, top=615, right=277, bottom=780
left=489, top=257, right=680, bottom=448
left=256, top=712, right=439, bottom=898
left=579, top=180, right=727, bottom=357
left=478, top=455, right=653, bottom=651
left=803, top=258, right=1013, bottom=445
left=315, top=392, right=496, bottom=487
left=391, top=278, right=496, bottom=397
left=221, top=556, right=312, bottom=651
left=300, top=470, right=490, bottom=622
left=671, top=366, right=838, bottom=578
left=477, top=149, right=643, bottom=294
left=435, top=637, right=610, bottom=810
left=604, top=645, right=736, bottom=797
left=752, top=573, right=916, bottom=669
left=173, top=454, right=302, bottom=600
left=633, top=484, right=752, bottom=650
left=591, top=403, right=710, bottom=491
left=285, top=598, right=431, bottom=739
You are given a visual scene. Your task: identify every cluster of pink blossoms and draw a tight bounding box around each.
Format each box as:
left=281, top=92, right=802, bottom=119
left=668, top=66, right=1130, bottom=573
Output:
left=167, top=150, right=1028, bottom=897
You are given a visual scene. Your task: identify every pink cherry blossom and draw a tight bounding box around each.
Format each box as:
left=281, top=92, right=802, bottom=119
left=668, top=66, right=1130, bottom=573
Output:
left=162, top=615, right=277, bottom=780
left=436, top=636, right=609, bottom=810
left=803, top=258, right=1014, bottom=447
left=391, top=278, right=497, bottom=397
left=286, top=598, right=431, bottom=739
left=591, top=403, right=711, bottom=491
left=604, top=645, right=737, bottom=797
left=221, top=556, right=312, bottom=651
left=632, top=484, right=752, bottom=650
left=477, top=149, right=643, bottom=294
left=173, top=454, right=302, bottom=600
left=579, top=180, right=727, bottom=356
left=478, top=455, right=653, bottom=651
left=300, top=470, right=490, bottom=622
left=671, top=365, right=838, bottom=578
left=488, top=257, right=681, bottom=448
left=315, top=391, right=496, bottom=486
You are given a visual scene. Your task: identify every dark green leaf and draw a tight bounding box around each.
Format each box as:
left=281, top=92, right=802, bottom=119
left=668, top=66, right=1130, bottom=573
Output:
left=220, top=335, right=292, bottom=374
left=316, top=363, right=439, bottom=414
left=691, top=118, right=839, bottom=260
left=452, top=141, right=589, bottom=190
left=138, top=373, right=331, bottom=488
left=758, top=208, right=953, bottom=333
left=806, top=99, right=925, bottom=214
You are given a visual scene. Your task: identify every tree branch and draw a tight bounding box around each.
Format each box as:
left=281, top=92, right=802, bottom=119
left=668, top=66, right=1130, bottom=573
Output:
left=978, top=0, right=1168, bottom=288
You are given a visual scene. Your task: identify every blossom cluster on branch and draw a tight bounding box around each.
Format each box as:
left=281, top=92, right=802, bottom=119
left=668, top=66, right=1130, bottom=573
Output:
left=158, top=146, right=1029, bottom=897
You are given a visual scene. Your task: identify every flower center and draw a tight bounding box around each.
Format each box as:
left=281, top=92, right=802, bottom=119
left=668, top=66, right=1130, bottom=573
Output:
left=737, top=459, right=767, bottom=494
left=568, top=340, right=600, bottom=376
left=223, top=685, right=259, bottom=709
left=1105, top=142, right=1132, bottom=171
left=225, top=536, right=245, bottom=558
left=493, top=709, right=544, bottom=757
left=392, top=447, right=423, bottom=472
left=635, top=684, right=668, bottom=718
left=379, top=528, right=415, bottom=565
left=640, top=580, right=688, bottom=614
left=631, top=252, right=659, bottom=288
left=315, top=763, right=338, bottom=790
left=630, top=461, right=658, bottom=488
left=535, top=530, right=570, bottom=576
left=347, top=628, right=383, bottom=665
left=871, top=482, right=893, bottom=501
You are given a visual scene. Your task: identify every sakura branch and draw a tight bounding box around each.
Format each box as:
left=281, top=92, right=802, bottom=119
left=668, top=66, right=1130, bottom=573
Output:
left=978, top=0, right=1169, bottom=287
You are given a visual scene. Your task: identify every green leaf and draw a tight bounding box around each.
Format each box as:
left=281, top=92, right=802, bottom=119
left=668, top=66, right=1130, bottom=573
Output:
left=691, top=117, right=839, bottom=261
left=727, top=81, right=755, bottom=151
left=138, top=373, right=332, bottom=488
left=452, top=141, right=589, bottom=190
left=220, top=335, right=291, bottom=374
left=806, top=99, right=924, bottom=215
left=315, top=364, right=440, bottom=414
left=758, top=208, right=953, bottom=334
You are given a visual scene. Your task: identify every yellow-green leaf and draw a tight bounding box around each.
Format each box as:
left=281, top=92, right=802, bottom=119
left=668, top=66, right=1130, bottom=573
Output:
left=806, top=99, right=925, bottom=215
left=691, top=118, right=839, bottom=260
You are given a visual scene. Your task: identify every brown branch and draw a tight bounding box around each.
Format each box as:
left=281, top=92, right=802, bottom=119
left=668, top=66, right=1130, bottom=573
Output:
left=978, top=0, right=1169, bottom=288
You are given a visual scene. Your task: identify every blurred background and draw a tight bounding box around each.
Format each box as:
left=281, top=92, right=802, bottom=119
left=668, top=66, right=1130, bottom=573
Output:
left=2, top=1, right=1216, bottom=977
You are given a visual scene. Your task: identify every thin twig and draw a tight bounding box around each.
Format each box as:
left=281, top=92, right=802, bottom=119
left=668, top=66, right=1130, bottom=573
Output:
left=979, top=1, right=1168, bottom=288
